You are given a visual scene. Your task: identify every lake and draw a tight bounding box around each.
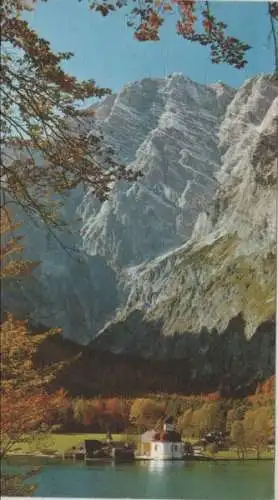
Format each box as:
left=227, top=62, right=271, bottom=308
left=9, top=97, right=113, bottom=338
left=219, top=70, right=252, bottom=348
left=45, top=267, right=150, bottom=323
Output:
left=3, top=457, right=274, bottom=500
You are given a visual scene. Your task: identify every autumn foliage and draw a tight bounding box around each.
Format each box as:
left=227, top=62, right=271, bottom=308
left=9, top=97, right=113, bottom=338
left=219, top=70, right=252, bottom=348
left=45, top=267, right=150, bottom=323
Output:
left=89, top=0, right=253, bottom=67
left=26, top=383, right=274, bottom=458
left=0, top=317, right=68, bottom=453
left=129, top=398, right=165, bottom=430
left=0, top=209, right=68, bottom=455
left=2, top=0, right=276, bottom=232
left=1, top=0, right=139, bottom=228
left=87, top=0, right=278, bottom=71
left=255, top=375, right=275, bottom=395
left=75, top=398, right=130, bottom=431
left=0, top=208, right=39, bottom=278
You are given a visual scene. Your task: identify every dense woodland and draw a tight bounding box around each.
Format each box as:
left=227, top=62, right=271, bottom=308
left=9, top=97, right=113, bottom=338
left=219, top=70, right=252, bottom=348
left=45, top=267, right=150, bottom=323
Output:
left=1, top=274, right=275, bottom=457
left=43, top=376, right=275, bottom=446
left=35, top=324, right=275, bottom=399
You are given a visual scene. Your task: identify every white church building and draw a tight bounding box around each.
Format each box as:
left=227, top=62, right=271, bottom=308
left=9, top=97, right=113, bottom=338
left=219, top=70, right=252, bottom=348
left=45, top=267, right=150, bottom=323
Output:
left=140, top=416, right=185, bottom=460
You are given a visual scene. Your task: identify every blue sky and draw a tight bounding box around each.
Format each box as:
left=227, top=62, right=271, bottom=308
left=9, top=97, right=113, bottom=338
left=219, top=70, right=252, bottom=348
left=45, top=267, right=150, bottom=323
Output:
left=27, top=1, right=274, bottom=92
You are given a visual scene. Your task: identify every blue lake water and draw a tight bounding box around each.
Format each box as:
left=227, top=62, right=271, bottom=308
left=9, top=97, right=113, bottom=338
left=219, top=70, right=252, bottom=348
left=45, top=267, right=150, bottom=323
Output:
left=3, top=457, right=274, bottom=499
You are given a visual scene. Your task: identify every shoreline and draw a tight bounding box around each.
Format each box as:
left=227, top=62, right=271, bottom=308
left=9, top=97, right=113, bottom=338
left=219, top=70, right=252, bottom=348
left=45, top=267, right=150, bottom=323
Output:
left=4, top=452, right=274, bottom=463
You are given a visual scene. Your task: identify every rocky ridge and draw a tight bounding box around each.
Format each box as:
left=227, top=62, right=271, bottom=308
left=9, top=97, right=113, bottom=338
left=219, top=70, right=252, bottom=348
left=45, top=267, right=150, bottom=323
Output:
left=79, top=74, right=235, bottom=267
left=90, top=74, right=277, bottom=391
left=3, top=73, right=277, bottom=390
left=3, top=73, right=236, bottom=344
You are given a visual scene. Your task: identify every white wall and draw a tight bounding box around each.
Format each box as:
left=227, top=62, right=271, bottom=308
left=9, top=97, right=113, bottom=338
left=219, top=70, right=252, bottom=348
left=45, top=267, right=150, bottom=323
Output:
left=150, top=441, right=184, bottom=459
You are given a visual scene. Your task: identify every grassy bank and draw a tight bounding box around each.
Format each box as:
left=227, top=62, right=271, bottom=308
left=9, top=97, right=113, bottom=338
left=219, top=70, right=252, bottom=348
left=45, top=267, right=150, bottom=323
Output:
left=9, top=434, right=274, bottom=461
left=10, top=433, right=139, bottom=455
left=212, top=449, right=274, bottom=460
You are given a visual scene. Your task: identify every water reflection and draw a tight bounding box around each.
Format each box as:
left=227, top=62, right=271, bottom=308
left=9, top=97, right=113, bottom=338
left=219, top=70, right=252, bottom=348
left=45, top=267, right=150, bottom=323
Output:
left=3, top=457, right=274, bottom=500
left=148, top=459, right=166, bottom=475
left=144, top=459, right=186, bottom=474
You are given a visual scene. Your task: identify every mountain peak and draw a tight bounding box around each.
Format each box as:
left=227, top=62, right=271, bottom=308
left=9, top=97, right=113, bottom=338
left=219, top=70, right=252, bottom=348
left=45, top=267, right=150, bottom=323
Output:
left=81, top=74, right=235, bottom=267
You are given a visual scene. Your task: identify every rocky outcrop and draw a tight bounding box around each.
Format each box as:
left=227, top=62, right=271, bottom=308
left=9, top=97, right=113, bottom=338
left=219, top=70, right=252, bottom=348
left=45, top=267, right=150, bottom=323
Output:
left=79, top=74, right=235, bottom=267
left=3, top=74, right=236, bottom=343
left=90, top=74, right=277, bottom=391
left=3, top=73, right=277, bottom=391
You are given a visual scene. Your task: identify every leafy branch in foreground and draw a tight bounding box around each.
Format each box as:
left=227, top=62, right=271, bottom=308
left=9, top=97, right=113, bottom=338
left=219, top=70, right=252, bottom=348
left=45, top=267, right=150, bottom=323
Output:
left=0, top=208, right=68, bottom=457
left=87, top=0, right=278, bottom=72
left=268, top=2, right=278, bottom=73
left=87, top=0, right=252, bottom=69
left=1, top=0, right=140, bottom=227
left=0, top=469, right=40, bottom=497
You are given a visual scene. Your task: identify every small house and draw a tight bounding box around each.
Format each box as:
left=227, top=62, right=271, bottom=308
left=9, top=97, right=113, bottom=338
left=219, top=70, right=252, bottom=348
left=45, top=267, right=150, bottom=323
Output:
left=150, top=430, right=184, bottom=460
left=140, top=429, right=157, bottom=456
left=140, top=416, right=185, bottom=460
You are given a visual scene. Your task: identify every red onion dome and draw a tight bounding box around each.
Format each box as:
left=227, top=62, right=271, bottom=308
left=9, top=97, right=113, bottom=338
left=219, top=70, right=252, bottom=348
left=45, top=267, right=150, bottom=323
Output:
left=160, top=431, right=169, bottom=441
left=153, top=432, right=161, bottom=441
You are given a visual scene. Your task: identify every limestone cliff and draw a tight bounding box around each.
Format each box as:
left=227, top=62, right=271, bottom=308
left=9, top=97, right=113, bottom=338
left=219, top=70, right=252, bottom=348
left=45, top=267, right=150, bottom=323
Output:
left=3, top=74, right=277, bottom=391
left=89, top=74, right=277, bottom=391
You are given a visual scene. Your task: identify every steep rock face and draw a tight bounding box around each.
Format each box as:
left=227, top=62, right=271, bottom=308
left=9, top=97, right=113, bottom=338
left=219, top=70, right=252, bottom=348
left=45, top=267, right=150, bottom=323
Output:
left=3, top=75, right=235, bottom=343
left=91, top=74, right=277, bottom=389
left=2, top=189, right=123, bottom=344
left=79, top=74, right=235, bottom=267
left=3, top=72, right=277, bottom=374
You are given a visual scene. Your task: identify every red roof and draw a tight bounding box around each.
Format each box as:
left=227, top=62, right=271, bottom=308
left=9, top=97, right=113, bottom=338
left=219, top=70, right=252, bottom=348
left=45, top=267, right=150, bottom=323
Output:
left=152, top=430, right=181, bottom=443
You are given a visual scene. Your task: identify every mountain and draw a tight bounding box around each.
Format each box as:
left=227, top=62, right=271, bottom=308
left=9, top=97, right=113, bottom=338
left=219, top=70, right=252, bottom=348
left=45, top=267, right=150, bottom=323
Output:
left=79, top=74, right=235, bottom=267
left=3, top=73, right=235, bottom=343
left=89, top=73, right=277, bottom=392
left=3, top=73, right=277, bottom=393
